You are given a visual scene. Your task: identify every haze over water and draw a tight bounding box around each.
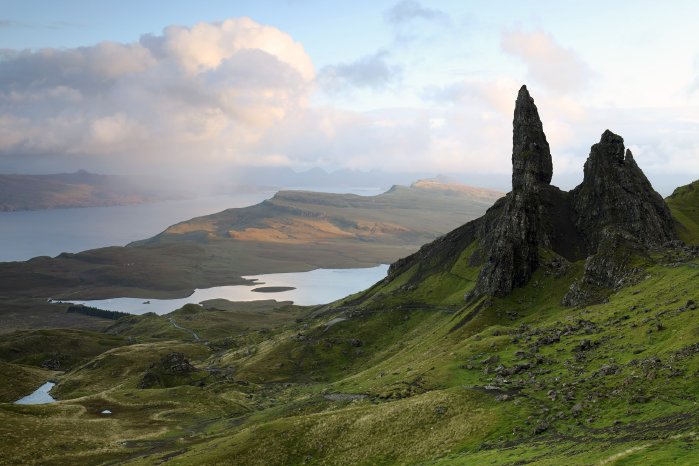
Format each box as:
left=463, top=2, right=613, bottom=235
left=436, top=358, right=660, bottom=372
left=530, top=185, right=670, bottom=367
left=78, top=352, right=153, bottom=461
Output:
left=0, top=188, right=384, bottom=263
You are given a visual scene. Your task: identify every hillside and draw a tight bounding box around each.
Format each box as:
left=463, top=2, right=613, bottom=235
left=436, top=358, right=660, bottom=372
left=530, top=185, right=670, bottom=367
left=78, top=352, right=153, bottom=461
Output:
left=0, top=170, right=189, bottom=211
left=140, top=182, right=501, bottom=248
left=667, top=179, right=699, bottom=244
left=0, top=182, right=502, bottom=330
left=0, top=88, right=697, bottom=465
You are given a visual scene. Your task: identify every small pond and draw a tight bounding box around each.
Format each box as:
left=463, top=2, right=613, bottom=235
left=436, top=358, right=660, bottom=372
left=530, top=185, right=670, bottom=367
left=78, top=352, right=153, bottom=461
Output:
left=14, top=382, right=56, bottom=405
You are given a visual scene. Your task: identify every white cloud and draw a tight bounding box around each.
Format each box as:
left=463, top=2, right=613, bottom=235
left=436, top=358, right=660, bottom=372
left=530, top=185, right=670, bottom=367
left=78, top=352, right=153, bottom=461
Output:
left=0, top=18, right=315, bottom=170
left=501, top=29, right=592, bottom=94
left=1, top=17, right=697, bottom=192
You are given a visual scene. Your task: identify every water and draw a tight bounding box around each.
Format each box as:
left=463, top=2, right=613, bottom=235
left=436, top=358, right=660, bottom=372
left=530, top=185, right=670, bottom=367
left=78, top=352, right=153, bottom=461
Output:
left=0, top=194, right=272, bottom=262
left=70, top=264, right=389, bottom=314
left=0, top=188, right=385, bottom=263
left=14, top=382, right=56, bottom=405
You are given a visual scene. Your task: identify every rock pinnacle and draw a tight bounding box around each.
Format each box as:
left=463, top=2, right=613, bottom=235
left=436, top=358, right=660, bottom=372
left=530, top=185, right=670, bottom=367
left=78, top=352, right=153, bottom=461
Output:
left=511, top=85, right=552, bottom=190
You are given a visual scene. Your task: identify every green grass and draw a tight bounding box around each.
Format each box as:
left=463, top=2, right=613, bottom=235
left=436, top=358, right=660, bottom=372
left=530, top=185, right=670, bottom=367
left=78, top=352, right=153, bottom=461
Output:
left=0, top=329, right=127, bottom=369
left=0, top=250, right=698, bottom=464
left=667, top=179, right=699, bottom=244
left=0, top=361, right=58, bottom=402
left=53, top=341, right=211, bottom=399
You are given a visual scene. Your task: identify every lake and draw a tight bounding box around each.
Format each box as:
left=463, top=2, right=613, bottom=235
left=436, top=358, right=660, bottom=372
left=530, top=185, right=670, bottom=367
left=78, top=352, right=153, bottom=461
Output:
left=0, top=187, right=385, bottom=262
left=14, top=382, right=57, bottom=405
left=0, top=194, right=271, bottom=262
left=69, top=264, right=389, bottom=313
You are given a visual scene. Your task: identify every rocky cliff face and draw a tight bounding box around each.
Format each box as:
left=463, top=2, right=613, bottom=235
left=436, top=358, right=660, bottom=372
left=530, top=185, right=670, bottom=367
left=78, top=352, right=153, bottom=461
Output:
left=511, top=85, right=553, bottom=191
left=561, top=130, right=677, bottom=305
left=469, top=86, right=579, bottom=298
left=571, top=130, right=676, bottom=250
left=387, top=85, right=678, bottom=306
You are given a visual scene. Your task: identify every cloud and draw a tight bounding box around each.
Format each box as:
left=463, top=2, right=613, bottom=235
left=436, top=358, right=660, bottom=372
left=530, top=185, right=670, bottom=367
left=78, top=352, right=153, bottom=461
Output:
left=423, top=78, right=521, bottom=116
left=318, top=50, right=401, bottom=93
left=501, top=29, right=591, bottom=94
left=1, top=17, right=696, bottom=191
left=0, top=18, right=315, bottom=170
left=384, top=1, right=450, bottom=25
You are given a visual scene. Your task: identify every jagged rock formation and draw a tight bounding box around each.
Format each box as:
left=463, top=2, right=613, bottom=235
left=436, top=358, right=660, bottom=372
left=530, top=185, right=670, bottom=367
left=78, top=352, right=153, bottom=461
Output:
left=561, top=131, right=677, bottom=305
left=571, top=130, right=676, bottom=249
left=469, top=86, right=580, bottom=298
left=511, top=85, right=553, bottom=190
left=386, top=85, right=678, bottom=306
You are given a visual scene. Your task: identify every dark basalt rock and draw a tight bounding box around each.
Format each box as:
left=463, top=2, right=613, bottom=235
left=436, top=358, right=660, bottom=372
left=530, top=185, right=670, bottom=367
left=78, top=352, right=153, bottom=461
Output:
left=561, top=229, right=646, bottom=307
left=385, top=85, right=679, bottom=306
left=470, top=87, right=573, bottom=298
left=571, top=130, right=676, bottom=250
left=157, top=352, right=195, bottom=373
left=561, top=131, right=677, bottom=306
left=512, top=85, right=553, bottom=191
left=472, top=91, right=677, bottom=302
left=470, top=189, right=545, bottom=297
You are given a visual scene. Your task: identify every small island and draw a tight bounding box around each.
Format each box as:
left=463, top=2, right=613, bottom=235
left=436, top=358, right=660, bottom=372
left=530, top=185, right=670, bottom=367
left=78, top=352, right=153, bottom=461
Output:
left=251, top=286, right=296, bottom=293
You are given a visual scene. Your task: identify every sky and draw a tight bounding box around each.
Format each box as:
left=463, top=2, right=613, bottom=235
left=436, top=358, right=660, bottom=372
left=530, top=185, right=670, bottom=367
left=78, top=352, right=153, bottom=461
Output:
left=1, top=0, right=698, bottom=193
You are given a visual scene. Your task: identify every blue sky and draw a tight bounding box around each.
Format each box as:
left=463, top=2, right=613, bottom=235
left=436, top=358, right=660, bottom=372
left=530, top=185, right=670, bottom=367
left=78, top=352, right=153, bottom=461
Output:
left=1, top=0, right=698, bottom=192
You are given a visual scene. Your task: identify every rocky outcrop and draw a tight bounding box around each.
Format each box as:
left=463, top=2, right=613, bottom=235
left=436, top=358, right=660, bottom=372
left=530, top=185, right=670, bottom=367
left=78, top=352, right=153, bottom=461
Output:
left=469, top=86, right=567, bottom=298
left=139, top=352, right=196, bottom=389
left=472, top=89, right=678, bottom=303
left=561, top=229, right=646, bottom=306
left=561, top=131, right=677, bottom=305
left=511, top=85, right=553, bottom=191
left=470, top=189, right=545, bottom=297
left=571, top=130, right=676, bottom=250
left=386, top=84, right=679, bottom=306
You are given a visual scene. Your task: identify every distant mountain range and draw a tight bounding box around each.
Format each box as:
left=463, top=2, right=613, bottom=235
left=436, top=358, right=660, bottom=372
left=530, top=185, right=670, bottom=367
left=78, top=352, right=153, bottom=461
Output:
left=0, top=170, right=189, bottom=211
left=0, top=167, right=506, bottom=212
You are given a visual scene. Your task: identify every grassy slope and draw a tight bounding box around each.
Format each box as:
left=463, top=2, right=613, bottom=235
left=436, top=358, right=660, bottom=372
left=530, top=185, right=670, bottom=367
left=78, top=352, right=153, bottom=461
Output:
left=0, top=298, right=114, bottom=335
left=667, top=179, right=699, bottom=244
left=0, top=329, right=127, bottom=404
left=0, top=361, right=58, bottom=403
left=0, top=329, right=127, bottom=369
left=113, top=251, right=697, bottom=466
left=0, top=183, right=695, bottom=464
left=1, top=249, right=697, bottom=465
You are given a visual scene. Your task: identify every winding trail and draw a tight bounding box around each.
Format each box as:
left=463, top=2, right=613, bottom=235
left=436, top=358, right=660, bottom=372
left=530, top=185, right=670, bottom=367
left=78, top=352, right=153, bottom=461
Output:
left=168, top=318, right=200, bottom=342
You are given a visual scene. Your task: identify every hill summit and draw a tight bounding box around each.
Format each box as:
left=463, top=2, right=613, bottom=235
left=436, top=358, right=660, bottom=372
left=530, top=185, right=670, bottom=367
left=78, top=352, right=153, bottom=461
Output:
left=387, top=85, right=678, bottom=306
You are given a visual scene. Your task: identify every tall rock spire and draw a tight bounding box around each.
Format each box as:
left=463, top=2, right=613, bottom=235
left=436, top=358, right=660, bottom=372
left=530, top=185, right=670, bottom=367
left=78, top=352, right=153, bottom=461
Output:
left=469, top=85, right=557, bottom=298
left=511, top=85, right=553, bottom=190
left=387, top=85, right=679, bottom=308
